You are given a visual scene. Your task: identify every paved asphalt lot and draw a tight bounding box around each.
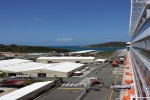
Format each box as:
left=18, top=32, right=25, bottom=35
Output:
left=2, top=51, right=124, bottom=100
left=35, top=62, right=123, bottom=100
left=82, top=63, right=123, bottom=100
left=37, top=87, right=85, bottom=100
left=0, top=50, right=126, bottom=100
left=35, top=50, right=125, bottom=100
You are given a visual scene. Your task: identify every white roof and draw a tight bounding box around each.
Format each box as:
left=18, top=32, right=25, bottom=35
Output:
left=37, top=56, right=95, bottom=60
left=0, top=62, right=45, bottom=72
left=0, top=81, right=53, bottom=100
left=0, top=59, right=31, bottom=66
left=95, top=59, right=106, bottom=62
left=74, top=71, right=82, bottom=73
left=0, top=59, right=84, bottom=73
left=45, top=62, right=84, bottom=72
left=28, top=53, right=48, bottom=56
left=69, top=50, right=96, bottom=54
left=126, top=42, right=131, bottom=44
left=120, top=58, right=124, bottom=60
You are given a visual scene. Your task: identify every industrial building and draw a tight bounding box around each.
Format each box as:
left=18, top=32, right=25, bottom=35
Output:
left=94, top=59, right=108, bottom=64
left=0, top=59, right=84, bottom=77
left=69, top=50, right=96, bottom=54
left=36, top=56, right=95, bottom=63
left=0, top=81, right=54, bottom=100
left=0, top=52, right=49, bottom=57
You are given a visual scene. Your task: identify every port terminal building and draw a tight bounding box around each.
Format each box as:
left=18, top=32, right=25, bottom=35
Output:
left=0, top=59, right=84, bottom=77
left=36, top=56, right=95, bottom=63
left=0, top=81, right=54, bottom=100
left=68, top=50, right=97, bottom=55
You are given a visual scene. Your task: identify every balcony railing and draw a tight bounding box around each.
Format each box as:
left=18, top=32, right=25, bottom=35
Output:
left=130, top=48, right=150, bottom=97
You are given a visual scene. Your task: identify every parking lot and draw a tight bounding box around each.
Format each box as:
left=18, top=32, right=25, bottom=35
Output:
left=82, top=63, right=123, bottom=100
left=36, top=86, right=85, bottom=100
left=0, top=51, right=126, bottom=100
left=0, top=62, right=123, bottom=100
left=33, top=61, right=123, bottom=100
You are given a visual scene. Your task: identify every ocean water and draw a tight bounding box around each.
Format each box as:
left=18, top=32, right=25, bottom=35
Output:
left=50, top=46, right=125, bottom=51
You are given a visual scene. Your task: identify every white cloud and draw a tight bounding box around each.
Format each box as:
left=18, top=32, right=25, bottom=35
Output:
left=56, top=38, right=73, bottom=42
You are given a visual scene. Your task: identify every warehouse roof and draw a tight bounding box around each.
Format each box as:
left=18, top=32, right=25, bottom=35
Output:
left=46, top=62, right=84, bottom=72
left=0, top=62, right=45, bottom=72
left=95, top=59, right=107, bottom=62
left=37, top=56, right=95, bottom=60
left=0, top=81, right=53, bottom=100
left=0, top=59, right=31, bottom=66
left=69, top=50, right=96, bottom=54
left=0, top=59, right=84, bottom=73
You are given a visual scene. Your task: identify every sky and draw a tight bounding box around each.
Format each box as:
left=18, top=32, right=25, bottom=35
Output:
left=0, top=0, right=131, bottom=46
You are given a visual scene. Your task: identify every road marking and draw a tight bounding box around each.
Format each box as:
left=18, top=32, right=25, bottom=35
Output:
left=65, top=83, right=70, bottom=86
left=69, top=83, right=74, bottom=86
left=108, top=71, right=119, bottom=100
left=61, top=83, right=66, bottom=86
left=61, top=83, right=81, bottom=87
left=57, top=88, right=85, bottom=90
left=74, top=84, right=78, bottom=87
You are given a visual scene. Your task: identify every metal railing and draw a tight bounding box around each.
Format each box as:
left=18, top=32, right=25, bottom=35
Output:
left=131, top=96, right=150, bottom=100
left=130, top=48, right=150, bottom=97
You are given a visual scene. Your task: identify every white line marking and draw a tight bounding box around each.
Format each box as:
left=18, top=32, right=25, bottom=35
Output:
left=74, top=84, right=78, bottom=87
left=65, top=83, right=70, bottom=86
left=61, top=83, right=66, bottom=86
left=69, top=83, right=74, bottom=86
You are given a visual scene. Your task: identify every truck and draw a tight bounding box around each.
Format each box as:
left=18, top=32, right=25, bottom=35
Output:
left=112, top=61, right=119, bottom=67
left=119, top=57, right=124, bottom=64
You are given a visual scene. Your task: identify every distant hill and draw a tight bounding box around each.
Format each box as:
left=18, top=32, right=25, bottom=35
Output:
left=0, top=44, right=71, bottom=53
left=85, top=42, right=126, bottom=48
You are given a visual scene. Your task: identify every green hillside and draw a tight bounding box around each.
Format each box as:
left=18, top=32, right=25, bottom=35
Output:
left=0, top=44, right=70, bottom=53
left=85, top=42, right=126, bottom=48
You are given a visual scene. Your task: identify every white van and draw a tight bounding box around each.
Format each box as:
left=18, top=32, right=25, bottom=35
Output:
left=85, top=67, right=90, bottom=70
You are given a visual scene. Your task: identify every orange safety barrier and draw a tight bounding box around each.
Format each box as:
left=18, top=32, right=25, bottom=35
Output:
left=125, top=79, right=133, bottom=84
left=126, top=62, right=130, bottom=65
left=122, top=88, right=135, bottom=100
left=125, top=72, right=132, bottom=76
left=125, top=66, right=131, bottom=69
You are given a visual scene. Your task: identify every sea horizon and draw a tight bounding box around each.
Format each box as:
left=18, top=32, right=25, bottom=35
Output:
left=49, top=46, right=125, bottom=51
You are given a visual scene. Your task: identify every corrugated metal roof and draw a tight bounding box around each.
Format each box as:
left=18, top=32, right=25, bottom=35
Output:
left=46, top=62, right=84, bottom=72
left=0, top=59, right=31, bottom=66
left=37, top=56, right=95, bottom=60
left=0, top=81, right=53, bottom=100
left=0, top=59, right=84, bottom=73
left=69, top=50, right=96, bottom=54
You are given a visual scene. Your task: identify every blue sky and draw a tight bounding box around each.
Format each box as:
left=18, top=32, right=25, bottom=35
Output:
left=0, top=0, right=131, bottom=46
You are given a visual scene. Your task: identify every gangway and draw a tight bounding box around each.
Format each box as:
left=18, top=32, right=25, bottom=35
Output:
left=111, top=85, right=131, bottom=90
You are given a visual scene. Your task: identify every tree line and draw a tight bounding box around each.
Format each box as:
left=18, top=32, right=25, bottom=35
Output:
left=0, top=44, right=70, bottom=53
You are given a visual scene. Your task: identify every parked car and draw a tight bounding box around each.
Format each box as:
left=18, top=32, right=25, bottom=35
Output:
left=112, top=61, right=119, bottom=67
left=74, top=71, right=83, bottom=76
left=11, top=76, right=16, bottom=79
left=119, top=58, right=124, bottom=64
left=85, top=67, right=90, bottom=70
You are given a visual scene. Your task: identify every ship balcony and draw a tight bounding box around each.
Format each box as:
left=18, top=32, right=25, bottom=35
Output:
left=130, top=48, right=150, bottom=97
